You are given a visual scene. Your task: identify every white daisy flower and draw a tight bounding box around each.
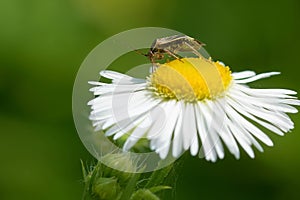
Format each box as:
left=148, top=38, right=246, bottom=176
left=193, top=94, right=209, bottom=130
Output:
left=88, top=57, right=299, bottom=162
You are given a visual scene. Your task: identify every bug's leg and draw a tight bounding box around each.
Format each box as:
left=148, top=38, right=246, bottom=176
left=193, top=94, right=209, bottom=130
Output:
left=183, top=41, right=203, bottom=58
left=150, top=62, right=155, bottom=73
left=150, top=62, right=158, bottom=73
left=163, top=49, right=184, bottom=62
left=164, top=49, right=180, bottom=60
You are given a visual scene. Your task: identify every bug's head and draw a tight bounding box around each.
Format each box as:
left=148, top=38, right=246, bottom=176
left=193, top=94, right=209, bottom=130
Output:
left=149, top=48, right=165, bottom=61
left=134, top=48, right=165, bottom=63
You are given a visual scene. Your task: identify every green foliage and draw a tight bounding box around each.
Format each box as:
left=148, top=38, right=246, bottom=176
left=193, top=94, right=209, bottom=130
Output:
left=145, top=163, right=174, bottom=189
left=81, top=155, right=175, bottom=200
left=93, top=177, right=121, bottom=200
left=130, top=189, right=160, bottom=200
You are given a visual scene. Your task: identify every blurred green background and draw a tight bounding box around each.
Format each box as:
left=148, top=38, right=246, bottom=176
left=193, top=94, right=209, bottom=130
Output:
left=0, top=0, right=299, bottom=199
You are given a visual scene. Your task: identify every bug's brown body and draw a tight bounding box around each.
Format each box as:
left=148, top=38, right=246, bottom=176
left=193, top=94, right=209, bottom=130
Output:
left=146, top=35, right=205, bottom=63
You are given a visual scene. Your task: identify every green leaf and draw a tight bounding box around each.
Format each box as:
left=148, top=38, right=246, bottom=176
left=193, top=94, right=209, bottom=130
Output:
left=145, top=163, right=174, bottom=188
left=149, top=186, right=172, bottom=194
left=119, top=173, right=141, bottom=200
left=81, top=160, right=87, bottom=180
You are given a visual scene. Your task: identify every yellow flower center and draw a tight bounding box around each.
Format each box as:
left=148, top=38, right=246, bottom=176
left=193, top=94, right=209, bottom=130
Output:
left=149, top=57, right=232, bottom=102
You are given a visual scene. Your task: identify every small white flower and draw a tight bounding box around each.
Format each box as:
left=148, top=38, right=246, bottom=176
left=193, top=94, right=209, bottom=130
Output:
left=88, top=57, right=299, bottom=162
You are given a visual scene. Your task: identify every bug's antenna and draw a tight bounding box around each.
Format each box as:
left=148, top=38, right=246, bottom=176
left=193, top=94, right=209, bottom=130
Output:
left=134, top=49, right=149, bottom=57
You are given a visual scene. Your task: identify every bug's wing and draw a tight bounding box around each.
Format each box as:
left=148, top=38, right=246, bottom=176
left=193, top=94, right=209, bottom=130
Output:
left=154, top=35, right=183, bottom=49
left=150, top=38, right=159, bottom=50
left=194, top=38, right=206, bottom=46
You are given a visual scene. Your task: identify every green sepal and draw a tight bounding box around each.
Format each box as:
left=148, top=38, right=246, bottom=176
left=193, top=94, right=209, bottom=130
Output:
left=119, top=172, right=141, bottom=200
left=81, top=160, right=87, bottom=179
left=129, top=189, right=160, bottom=200
left=101, top=153, right=136, bottom=186
left=92, top=177, right=121, bottom=200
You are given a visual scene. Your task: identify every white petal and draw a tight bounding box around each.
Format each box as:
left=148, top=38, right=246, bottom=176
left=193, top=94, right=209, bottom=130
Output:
left=182, top=103, right=198, bottom=152
left=194, top=104, right=215, bottom=161
left=101, top=93, right=161, bottom=129
left=230, top=87, right=297, bottom=114
left=106, top=115, right=145, bottom=138
left=235, top=84, right=297, bottom=96
left=89, top=109, right=112, bottom=121
left=88, top=92, right=129, bottom=106
left=172, top=102, right=184, bottom=158
left=234, top=72, right=280, bottom=83
left=146, top=101, right=172, bottom=141
left=214, top=99, right=240, bottom=159
left=123, top=117, right=152, bottom=151
left=227, top=97, right=285, bottom=136
left=153, top=101, right=181, bottom=159
left=204, top=101, right=225, bottom=160
left=90, top=83, right=146, bottom=95
left=226, top=106, right=264, bottom=153
left=186, top=104, right=199, bottom=156
left=100, top=70, right=132, bottom=80
left=88, top=81, right=108, bottom=86
left=196, top=102, right=218, bottom=162
left=229, top=90, right=294, bottom=131
left=225, top=104, right=273, bottom=146
left=190, top=136, right=199, bottom=156
left=226, top=117, right=255, bottom=158
left=281, top=99, right=300, bottom=106
left=232, top=71, right=256, bottom=80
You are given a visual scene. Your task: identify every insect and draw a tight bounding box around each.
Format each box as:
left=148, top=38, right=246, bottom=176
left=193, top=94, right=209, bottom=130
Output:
left=146, top=35, right=205, bottom=63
